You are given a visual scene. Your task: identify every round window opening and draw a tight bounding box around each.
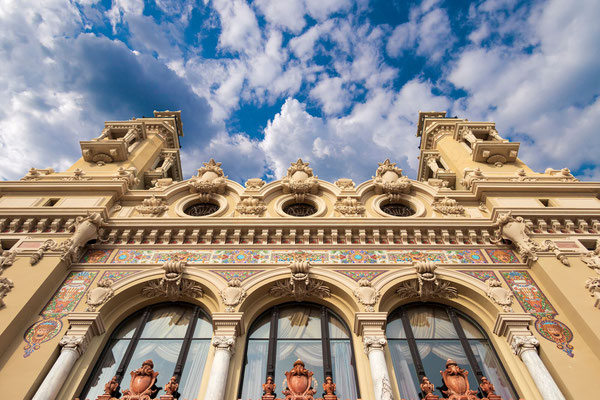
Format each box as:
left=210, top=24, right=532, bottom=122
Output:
left=381, top=202, right=415, bottom=217
left=184, top=202, right=219, bottom=216
left=283, top=202, right=317, bottom=217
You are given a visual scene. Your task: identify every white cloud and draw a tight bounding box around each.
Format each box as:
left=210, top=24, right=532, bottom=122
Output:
left=212, top=0, right=261, bottom=53
left=309, top=76, right=349, bottom=115
left=254, top=0, right=306, bottom=33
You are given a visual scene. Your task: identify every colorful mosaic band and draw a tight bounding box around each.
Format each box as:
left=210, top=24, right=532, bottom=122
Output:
left=23, top=271, right=98, bottom=357
left=458, top=270, right=499, bottom=283
left=501, top=271, right=574, bottom=357
left=79, top=248, right=521, bottom=265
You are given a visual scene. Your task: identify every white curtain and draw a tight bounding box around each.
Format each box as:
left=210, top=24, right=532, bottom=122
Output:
left=330, top=341, right=358, bottom=400
left=389, top=341, right=419, bottom=400
left=471, top=341, right=516, bottom=400
left=141, top=307, right=193, bottom=338
left=179, top=340, right=211, bottom=400
left=240, top=341, right=269, bottom=400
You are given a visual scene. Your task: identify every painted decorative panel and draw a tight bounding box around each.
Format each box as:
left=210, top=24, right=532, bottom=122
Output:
left=210, top=270, right=265, bottom=282
left=23, top=271, right=98, bottom=357
left=334, top=270, right=387, bottom=281
left=80, top=249, right=113, bottom=263
left=99, top=270, right=140, bottom=282
left=212, top=250, right=270, bottom=263
left=458, top=270, right=498, bottom=282
left=388, top=251, right=448, bottom=263
left=485, top=249, right=520, bottom=264
left=271, top=251, right=330, bottom=263
left=501, top=271, right=574, bottom=357
left=446, top=250, right=486, bottom=264
left=330, top=250, right=385, bottom=263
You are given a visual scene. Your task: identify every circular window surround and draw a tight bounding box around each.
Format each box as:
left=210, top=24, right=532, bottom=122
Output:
left=175, top=193, right=229, bottom=217
left=274, top=194, right=327, bottom=218
left=372, top=194, right=425, bottom=218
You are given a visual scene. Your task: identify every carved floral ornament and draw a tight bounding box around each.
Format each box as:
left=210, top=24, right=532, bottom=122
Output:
left=236, top=196, right=267, bottom=216
left=134, top=195, right=168, bottom=216
left=334, top=196, right=365, bottom=217
left=141, top=260, right=204, bottom=301
left=372, top=159, right=412, bottom=202
left=269, top=260, right=330, bottom=301
left=396, top=261, right=458, bottom=300
left=188, top=158, right=227, bottom=201
left=432, top=197, right=465, bottom=215
left=281, top=159, right=320, bottom=202
left=0, top=250, right=16, bottom=272
left=0, top=277, right=14, bottom=308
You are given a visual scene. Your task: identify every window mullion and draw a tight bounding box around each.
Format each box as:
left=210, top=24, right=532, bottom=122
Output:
left=266, top=306, right=279, bottom=381
left=321, top=307, right=332, bottom=379
left=173, top=306, right=202, bottom=380
left=447, top=308, right=484, bottom=380
left=400, top=311, right=426, bottom=379
left=115, top=307, right=152, bottom=383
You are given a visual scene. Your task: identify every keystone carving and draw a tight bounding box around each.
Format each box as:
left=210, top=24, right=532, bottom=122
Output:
left=432, top=197, right=465, bottom=215
left=396, top=261, right=458, bottom=300
left=236, top=196, right=267, bottom=216
left=188, top=159, right=227, bottom=201
left=121, top=359, right=159, bottom=400
left=54, top=212, right=104, bottom=263
left=0, top=277, right=14, bottom=308
left=335, top=178, right=355, bottom=190
left=372, top=159, right=412, bottom=202
left=281, top=159, right=320, bottom=202
left=0, top=250, right=16, bottom=273
left=461, top=168, right=486, bottom=190
left=135, top=195, right=168, bottom=216
left=245, top=178, right=265, bottom=190
left=492, top=212, right=550, bottom=262
left=353, top=278, right=380, bottom=312
left=30, top=239, right=55, bottom=266
left=484, top=278, right=513, bottom=312
left=334, top=197, right=365, bottom=217
left=113, top=167, right=140, bottom=188
left=141, top=261, right=204, bottom=301
left=220, top=279, right=247, bottom=311
left=269, top=260, right=330, bottom=301
left=86, top=278, right=115, bottom=311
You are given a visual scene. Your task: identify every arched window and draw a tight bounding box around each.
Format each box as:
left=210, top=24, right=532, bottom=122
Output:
left=239, top=303, right=359, bottom=400
left=387, top=304, right=518, bottom=400
left=80, top=303, right=212, bottom=400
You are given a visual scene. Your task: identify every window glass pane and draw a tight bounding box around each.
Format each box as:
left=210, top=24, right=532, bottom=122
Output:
left=278, top=307, right=321, bottom=339
left=114, top=314, right=142, bottom=339
left=458, top=315, right=485, bottom=339
left=178, top=340, right=211, bottom=400
left=122, top=339, right=183, bottom=390
left=240, top=340, right=269, bottom=400
left=81, top=340, right=129, bottom=400
left=330, top=340, right=358, bottom=400
left=407, top=306, right=458, bottom=339
left=388, top=340, right=419, bottom=400
left=328, top=314, right=349, bottom=339
left=140, top=305, right=194, bottom=338
left=249, top=312, right=271, bottom=339
left=385, top=315, right=406, bottom=339
left=470, top=340, right=518, bottom=400
left=275, top=341, right=323, bottom=395
left=416, top=340, right=478, bottom=393
left=193, top=313, right=213, bottom=338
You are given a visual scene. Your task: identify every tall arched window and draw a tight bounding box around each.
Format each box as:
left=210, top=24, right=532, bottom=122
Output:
left=239, top=303, right=359, bottom=400
left=80, top=303, right=212, bottom=400
left=387, top=303, right=518, bottom=400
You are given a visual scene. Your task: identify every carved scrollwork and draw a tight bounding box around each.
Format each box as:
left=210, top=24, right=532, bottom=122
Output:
left=86, top=278, right=115, bottom=311
left=281, top=159, right=320, bottom=202
left=135, top=195, right=168, bottom=216
left=62, top=168, right=91, bottom=181
left=188, top=159, right=227, bottom=201
left=363, top=336, right=387, bottom=353
left=492, top=212, right=550, bottom=262
left=484, top=278, right=513, bottom=312
left=432, top=197, right=465, bottom=215
left=59, top=334, right=88, bottom=355
left=511, top=335, right=539, bottom=357
left=396, top=261, right=458, bottom=300
left=141, top=261, right=204, bottom=301
left=269, top=260, right=330, bottom=301
left=353, top=278, right=380, bottom=312
left=334, top=178, right=355, bottom=190
left=461, top=168, right=487, bottom=190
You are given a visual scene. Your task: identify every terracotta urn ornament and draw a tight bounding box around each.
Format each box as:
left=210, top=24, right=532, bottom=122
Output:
left=261, top=376, right=277, bottom=400
left=322, top=376, right=338, bottom=400
left=282, top=359, right=317, bottom=400
left=440, top=359, right=478, bottom=400
left=121, top=359, right=159, bottom=400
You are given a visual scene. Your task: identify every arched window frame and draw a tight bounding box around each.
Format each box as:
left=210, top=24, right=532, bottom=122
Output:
left=387, top=303, right=519, bottom=399
left=79, top=302, right=212, bottom=399
left=238, top=303, right=361, bottom=399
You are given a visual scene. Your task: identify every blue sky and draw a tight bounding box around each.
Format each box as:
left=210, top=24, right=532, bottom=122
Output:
left=1, top=0, right=599, bottom=184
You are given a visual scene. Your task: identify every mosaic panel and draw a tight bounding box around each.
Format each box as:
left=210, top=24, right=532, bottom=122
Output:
left=80, top=249, right=112, bottom=263
left=210, top=270, right=264, bottom=282
left=387, top=251, right=447, bottom=263
left=486, top=249, right=520, bottom=264
left=150, top=251, right=211, bottom=264
left=446, top=250, right=486, bottom=264
left=334, top=270, right=387, bottom=281
left=23, top=271, right=98, bottom=357
left=330, top=250, right=385, bottom=264
left=99, top=270, right=140, bottom=282
left=271, top=250, right=330, bottom=263
left=212, top=250, right=270, bottom=264
left=111, top=250, right=153, bottom=264
left=501, top=271, right=574, bottom=357
left=458, top=270, right=498, bottom=283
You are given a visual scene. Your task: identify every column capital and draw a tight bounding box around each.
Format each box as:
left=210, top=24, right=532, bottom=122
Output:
left=493, top=312, right=533, bottom=345
left=212, top=312, right=244, bottom=337
left=511, top=335, right=539, bottom=357
left=212, top=335, right=236, bottom=353
left=354, top=312, right=388, bottom=337
left=59, top=334, right=88, bottom=355
left=60, top=311, right=106, bottom=355
left=363, top=336, right=387, bottom=354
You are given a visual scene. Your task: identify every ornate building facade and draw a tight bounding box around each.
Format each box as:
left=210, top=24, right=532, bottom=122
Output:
left=0, top=110, right=599, bottom=400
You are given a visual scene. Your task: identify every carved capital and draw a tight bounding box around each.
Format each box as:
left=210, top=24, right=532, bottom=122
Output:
left=511, top=335, right=539, bottom=357
left=212, top=335, right=236, bottom=352
left=59, top=334, right=88, bottom=355
left=363, top=336, right=387, bottom=353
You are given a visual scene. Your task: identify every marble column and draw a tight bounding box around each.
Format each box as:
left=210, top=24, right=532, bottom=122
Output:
left=364, top=337, right=393, bottom=400
left=512, top=336, right=566, bottom=400
left=203, top=312, right=243, bottom=400
left=32, top=312, right=105, bottom=400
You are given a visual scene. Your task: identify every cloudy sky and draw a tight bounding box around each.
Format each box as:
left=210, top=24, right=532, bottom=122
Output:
left=1, top=0, right=599, bottom=184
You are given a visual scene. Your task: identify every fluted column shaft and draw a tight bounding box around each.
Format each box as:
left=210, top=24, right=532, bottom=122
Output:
left=204, top=336, right=235, bottom=400
left=364, top=337, right=393, bottom=400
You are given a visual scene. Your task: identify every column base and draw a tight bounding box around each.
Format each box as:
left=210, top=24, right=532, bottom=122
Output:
left=159, top=395, right=175, bottom=400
